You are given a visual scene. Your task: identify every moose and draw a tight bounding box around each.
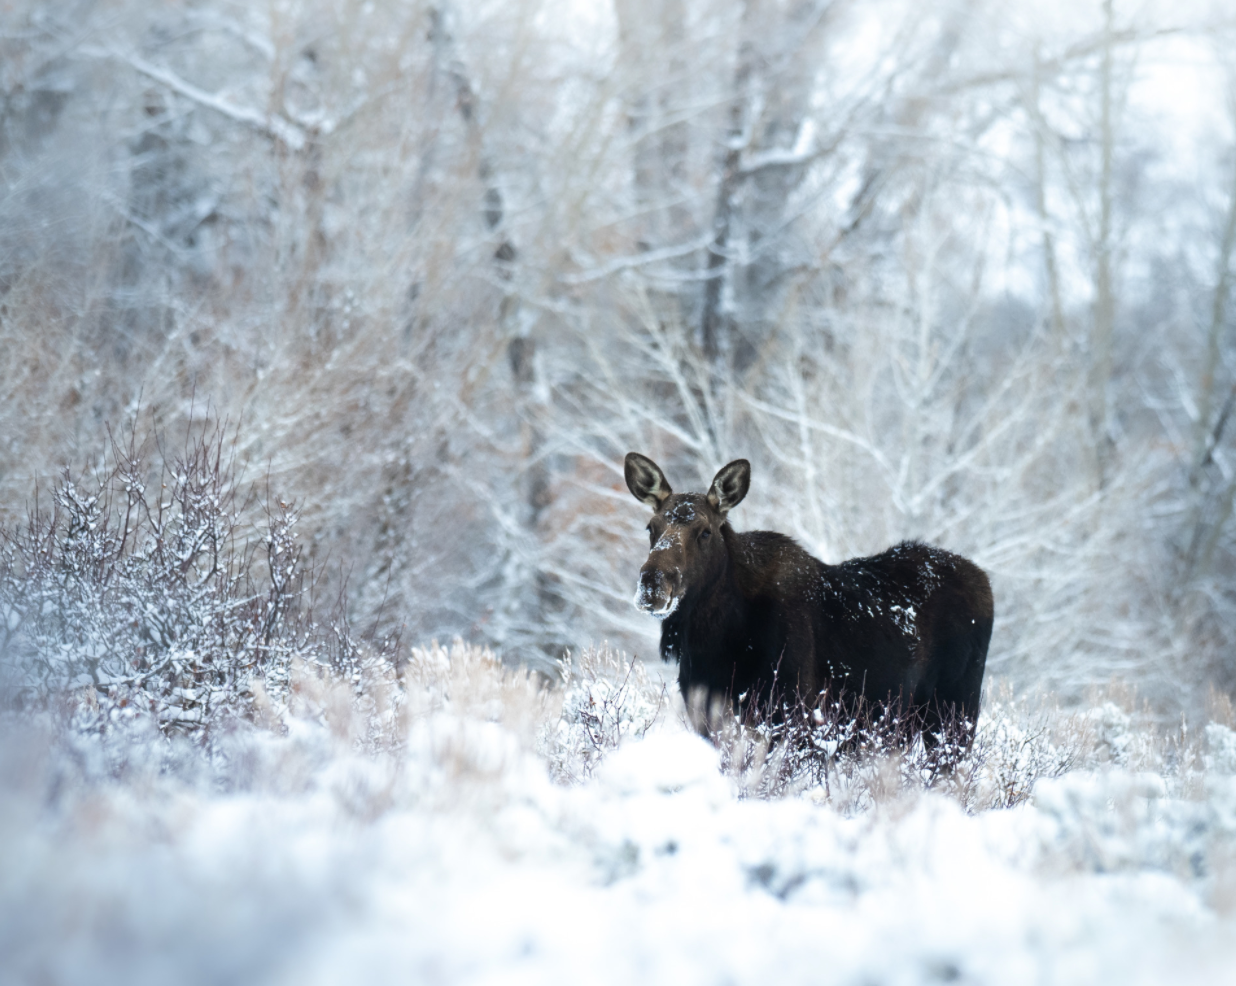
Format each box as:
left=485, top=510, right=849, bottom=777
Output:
left=625, top=452, right=993, bottom=740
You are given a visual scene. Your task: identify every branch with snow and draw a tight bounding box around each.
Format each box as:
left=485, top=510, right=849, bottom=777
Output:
left=80, top=46, right=309, bottom=151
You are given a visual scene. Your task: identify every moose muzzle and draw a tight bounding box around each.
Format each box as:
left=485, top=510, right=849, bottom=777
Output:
left=634, top=562, right=681, bottom=619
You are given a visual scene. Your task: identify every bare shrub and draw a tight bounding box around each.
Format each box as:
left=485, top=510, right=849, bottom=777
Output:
left=712, top=692, right=971, bottom=810
left=706, top=684, right=1098, bottom=814
left=963, top=693, right=1091, bottom=810
left=275, top=639, right=671, bottom=797
left=403, top=641, right=553, bottom=746
left=706, top=679, right=1236, bottom=815
left=548, top=646, right=670, bottom=782
left=0, top=419, right=395, bottom=746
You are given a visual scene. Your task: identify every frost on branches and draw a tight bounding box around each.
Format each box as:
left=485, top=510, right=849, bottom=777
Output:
left=0, top=424, right=391, bottom=744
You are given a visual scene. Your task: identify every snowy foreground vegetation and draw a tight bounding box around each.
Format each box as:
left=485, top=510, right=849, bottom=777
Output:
left=3, top=444, right=1236, bottom=984
left=3, top=640, right=1236, bottom=986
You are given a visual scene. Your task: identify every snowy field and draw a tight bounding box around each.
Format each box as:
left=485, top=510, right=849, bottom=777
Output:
left=5, top=1, right=1236, bottom=982
left=4, top=644, right=1236, bottom=986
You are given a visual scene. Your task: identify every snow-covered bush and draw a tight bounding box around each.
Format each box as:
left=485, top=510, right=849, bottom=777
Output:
left=965, top=697, right=1089, bottom=809
left=704, top=687, right=1200, bottom=815
left=0, top=423, right=394, bottom=744
left=6, top=607, right=1236, bottom=985
left=713, top=693, right=973, bottom=808
left=1204, top=723, right=1236, bottom=774
left=548, top=646, right=670, bottom=782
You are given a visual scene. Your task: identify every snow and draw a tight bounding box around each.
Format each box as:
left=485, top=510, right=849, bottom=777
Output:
left=648, top=593, right=680, bottom=619
left=4, top=681, right=1236, bottom=986
left=652, top=530, right=679, bottom=552
left=1205, top=724, right=1236, bottom=773
left=632, top=566, right=680, bottom=618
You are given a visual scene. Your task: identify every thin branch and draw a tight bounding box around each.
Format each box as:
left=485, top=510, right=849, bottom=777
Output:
left=559, top=235, right=714, bottom=286
left=83, top=46, right=308, bottom=151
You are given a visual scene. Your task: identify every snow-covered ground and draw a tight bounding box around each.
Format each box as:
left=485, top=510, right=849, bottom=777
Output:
left=3, top=645, right=1236, bottom=986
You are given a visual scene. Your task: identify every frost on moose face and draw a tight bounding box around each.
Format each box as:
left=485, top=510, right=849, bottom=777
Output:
left=633, top=500, right=706, bottom=619
left=665, top=502, right=696, bottom=525
left=633, top=568, right=680, bottom=619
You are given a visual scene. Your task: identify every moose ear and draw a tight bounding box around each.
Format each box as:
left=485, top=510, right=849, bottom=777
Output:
left=707, top=459, right=750, bottom=515
left=625, top=452, right=672, bottom=509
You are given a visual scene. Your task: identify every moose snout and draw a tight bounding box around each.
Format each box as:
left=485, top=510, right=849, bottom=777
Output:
left=633, top=564, right=681, bottom=618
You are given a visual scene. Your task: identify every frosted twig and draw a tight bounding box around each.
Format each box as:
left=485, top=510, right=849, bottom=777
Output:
left=82, top=46, right=309, bottom=151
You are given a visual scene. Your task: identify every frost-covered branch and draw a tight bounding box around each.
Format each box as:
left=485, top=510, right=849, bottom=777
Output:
left=83, top=46, right=309, bottom=150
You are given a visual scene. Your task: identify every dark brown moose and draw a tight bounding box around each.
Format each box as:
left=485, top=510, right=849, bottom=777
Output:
left=625, top=452, right=993, bottom=739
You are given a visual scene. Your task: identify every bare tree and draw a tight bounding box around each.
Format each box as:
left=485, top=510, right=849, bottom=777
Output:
left=2, top=0, right=1235, bottom=711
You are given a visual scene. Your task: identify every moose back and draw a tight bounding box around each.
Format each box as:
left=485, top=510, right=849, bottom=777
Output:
left=625, top=452, right=993, bottom=734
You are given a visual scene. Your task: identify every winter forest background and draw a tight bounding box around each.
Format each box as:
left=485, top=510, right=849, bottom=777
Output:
left=5, top=2, right=1236, bottom=983
left=5, top=0, right=1236, bottom=714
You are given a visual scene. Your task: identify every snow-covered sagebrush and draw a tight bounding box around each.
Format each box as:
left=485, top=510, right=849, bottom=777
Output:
left=3, top=638, right=1236, bottom=985
left=0, top=424, right=394, bottom=747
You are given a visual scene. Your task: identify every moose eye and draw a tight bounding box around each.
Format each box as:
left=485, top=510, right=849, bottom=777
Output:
left=699, top=529, right=711, bottom=542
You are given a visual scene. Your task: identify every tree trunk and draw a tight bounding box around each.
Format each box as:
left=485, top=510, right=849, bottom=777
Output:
left=1029, top=47, right=1065, bottom=342
left=613, top=0, right=689, bottom=250
left=701, top=0, right=827, bottom=376
left=1090, top=0, right=1117, bottom=486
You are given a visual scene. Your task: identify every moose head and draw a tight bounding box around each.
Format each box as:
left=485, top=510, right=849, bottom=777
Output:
left=624, top=452, right=750, bottom=618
